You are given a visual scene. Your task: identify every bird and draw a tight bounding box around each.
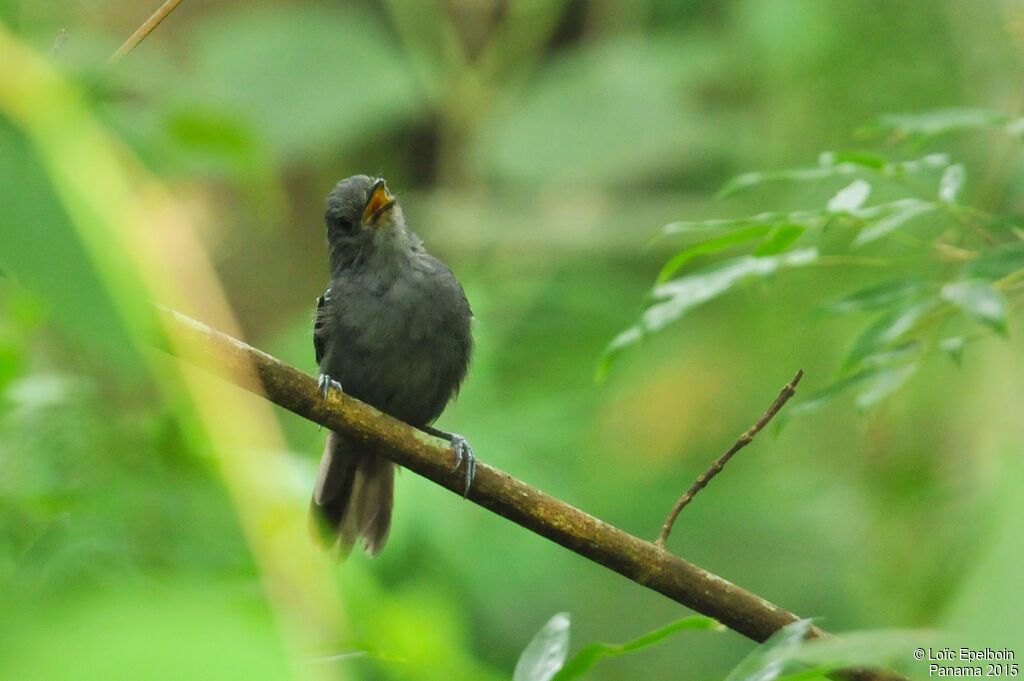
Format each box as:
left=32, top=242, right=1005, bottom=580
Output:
left=310, top=175, right=475, bottom=558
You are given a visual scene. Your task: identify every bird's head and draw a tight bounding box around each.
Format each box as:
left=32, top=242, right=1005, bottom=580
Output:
left=324, top=175, right=415, bottom=268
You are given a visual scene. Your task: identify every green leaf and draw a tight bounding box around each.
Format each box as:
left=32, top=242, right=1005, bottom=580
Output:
left=938, top=163, right=966, bottom=202
left=514, top=613, right=571, bottom=681
left=643, top=249, right=819, bottom=334
left=770, top=630, right=934, bottom=675
left=0, top=119, right=139, bottom=365
left=551, top=616, right=721, bottom=681
left=855, top=362, right=919, bottom=410
left=860, top=108, right=1009, bottom=140
left=1006, top=117, right=1024, bottom=137
left=888, top=153, right=952, bottom=175
left=820, top=150, right=887, bottom=170
left=941, top=280, right=1008, bottom=334
left=843, top=299, right=937, bottom=370
left=595, top=326, right=643, bottom=383
left=717, top=171, right=767, bottom=197
left=661, top=211, right=824, bottom=236
left=827, top=179, right=871, bottom=213
left=817, top=280, right=929, bottom=316
left=724, top=619, right=816, bottom=681
left=966, top=242, right=1024, bottom=280
left=755, top=225, right=806, bottom=256
left=782, top=344, right=920, bottom=422
left=939, top=336, right=966, bottom=365
left=853, top=199, right=935, bottom=246
left=657, top=225, right=773, bottom=283
left=730, top=627, right=933, bottom=681
left=719, top=165, right=859, bottom=197
left=857, top=341, right=923, bottom=370
left=661, top=216, right=767, bottom=234
left=719, top=152, right=952, bottom=197
left=771, top=667, right=835, bottom=681
left=600, top=249, right=818, bottom=379
left=781, top=369, right=889, bottom=423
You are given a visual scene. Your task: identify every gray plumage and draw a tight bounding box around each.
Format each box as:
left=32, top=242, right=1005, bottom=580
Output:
left=311, top=175, right=473, bottom=558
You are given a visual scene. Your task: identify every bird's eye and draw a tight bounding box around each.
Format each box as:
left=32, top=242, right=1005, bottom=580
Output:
left=326, top=212, right=359, bottom=235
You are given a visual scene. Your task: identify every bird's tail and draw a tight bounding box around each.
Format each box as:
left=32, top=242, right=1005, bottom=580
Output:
left=310, top=431, right=394, bottom=558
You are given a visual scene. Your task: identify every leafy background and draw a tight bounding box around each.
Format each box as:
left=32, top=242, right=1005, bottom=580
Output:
left=1, top=1, right=1021, bottom=680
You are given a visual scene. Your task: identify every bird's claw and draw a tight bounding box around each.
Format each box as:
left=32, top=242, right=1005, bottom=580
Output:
left=449, top=434, right=476, bottom=498
left=317, top=373, right=343, bottom=431
left=318, top=373, right=343, bottom=401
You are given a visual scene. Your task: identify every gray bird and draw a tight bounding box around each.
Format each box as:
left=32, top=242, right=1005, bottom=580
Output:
left=311, top=175, right=475, bottom=558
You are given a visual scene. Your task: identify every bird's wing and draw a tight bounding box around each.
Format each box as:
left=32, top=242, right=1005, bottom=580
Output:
left=313, top=288, right=330, bottom=366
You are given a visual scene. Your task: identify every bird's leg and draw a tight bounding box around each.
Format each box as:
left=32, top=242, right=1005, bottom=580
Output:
left=316, top=373, right=343, bottom=431
left=422, top=426, right=476, bottom=497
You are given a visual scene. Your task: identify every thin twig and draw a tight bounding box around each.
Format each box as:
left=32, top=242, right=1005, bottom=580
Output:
left=108, top=0, right=183, bottom=65
left=655, top=370, right=804, bottom=549
left=155, top=311, right=903, bottom=681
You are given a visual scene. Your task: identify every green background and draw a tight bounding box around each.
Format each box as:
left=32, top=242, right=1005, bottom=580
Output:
left=1, top=2, right=1021, bottom=680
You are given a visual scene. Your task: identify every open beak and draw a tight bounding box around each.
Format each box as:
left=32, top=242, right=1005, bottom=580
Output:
left=361, top=179, right=396, bottom=225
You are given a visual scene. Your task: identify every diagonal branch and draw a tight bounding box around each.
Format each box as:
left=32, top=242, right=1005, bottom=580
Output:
left=108, top=0, right=184, bottom=65
left=156, top=306, right=905, bottom=681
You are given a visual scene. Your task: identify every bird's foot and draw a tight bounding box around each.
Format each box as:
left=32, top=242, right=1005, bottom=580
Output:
left=448, top=433, right=476, bottom=498
left=317, top=373, right=343, bottom=401
left=316, top=373, right=343, bottom=431
left=418, top=426, right=477, bottom=497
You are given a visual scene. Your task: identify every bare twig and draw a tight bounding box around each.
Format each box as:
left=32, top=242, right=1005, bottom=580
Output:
left=108, top=0, right=183, bottom=65
left=156, top=310, right=902, bottom=681
left=655, top=370, right=804, bottom=549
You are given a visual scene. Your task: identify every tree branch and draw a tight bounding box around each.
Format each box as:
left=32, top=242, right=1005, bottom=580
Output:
left=655, top=370, right=804, bottom=548
left=108, top=0, right=183, bottom=65
left=156, top=306, right=905, bottom=681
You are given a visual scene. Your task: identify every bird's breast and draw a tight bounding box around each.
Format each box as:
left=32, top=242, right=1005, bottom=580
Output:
left=321, top=266, right=470, bottom=426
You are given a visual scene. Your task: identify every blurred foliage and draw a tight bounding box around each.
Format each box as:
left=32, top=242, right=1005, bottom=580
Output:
left=514, top=612, right=721, bottom=681
left=602, top=116, right=1024, bottom=415
left=720, top=619, right=929, bottom=681
left=1, top=1, right=1023, bottom=681
left=0, top=116, right=141, bottom=366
